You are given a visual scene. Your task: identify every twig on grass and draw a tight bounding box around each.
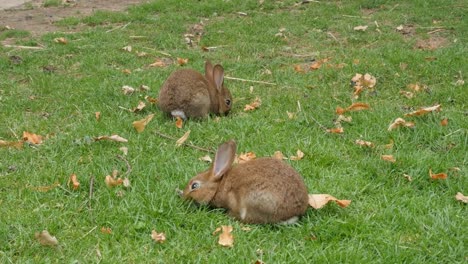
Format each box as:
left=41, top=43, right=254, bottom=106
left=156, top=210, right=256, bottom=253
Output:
left=154, top=130, right=214, bottom=153
left=116, top=155, right=132, bottom=177
left=141, top=47, right=173, bottom=57
left=80, top=226, right=97, bottom=240
left=88, top=175, right=95, bottom=209
left=3, top=44, right=45, bottom=50
left=106, top=22, right=131, bottom=33
left=224, top=76, right=276, bottom=86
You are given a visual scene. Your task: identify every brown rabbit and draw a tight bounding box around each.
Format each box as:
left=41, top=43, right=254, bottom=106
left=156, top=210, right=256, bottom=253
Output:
left=182, top=140, right=309, bottom=224
left=158, top=60, right=232, bottom=119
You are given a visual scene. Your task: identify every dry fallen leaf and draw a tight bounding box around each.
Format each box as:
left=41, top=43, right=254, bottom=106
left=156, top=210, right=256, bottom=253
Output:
left=151, top=230, right=166, bottom=243
left=199, top=155, right=212, bottom=163
left=290, top=149, right=304, bottom=161
left=388, top=117, right=415, bottom=131
left=237, top=152, right=257, bottom=164
left=215, top=225, right=234, bottom=247
left=244, top=97, right=262, bottom=111
left=293, top=64, right=305, bottom=73
left=35, top=230, right=58, bottom=246
left=177, top=57, right=189, bottom=66
left=405, top=104, right=441, bottom=117
left=334, top=115, right=352, bottom=127
left=272, top=151, right=286, bottom=160
left=140, top=85, right=150, bottom=92
left=105, top=175, right=124, bottom=187
left=381, top=155, right=396, bottom=163
left=23, top=131, right=43, bottom=145
left=120, top=147, right=128, bottom=155
left=355, top=139, right=374, bottom=148
left=175, top=117, right=183, bottom=129
left=122, top=69, right=132, bottom=75
left=429, top=169, right=447, bottom=180
left=286, top=111, right=296, bottom=119
left=176, top=130, right=191, bottom=147
left=455, top=192, right=468, bottom=203
left=149, top=59, right=168, bottom=67
left=54, top=37, right=67, bottom=44
left=122, top=45, right=132, bottom=52
left=145, top=95, right=158, bottom=104
left=308, top=194, right=351, bottom=209
left=0, top=140, right=23, bottom=149
left=122, top=85, right=135, bottom=95
left=403, top=174, right=413, bottom=182
left=309, top=58, right=330, bottom=70
left=384, top=139, right=394, bottom=149
left=353, top=25, right=368, bottom=31
left=95, top=112, right=101, bottom=121
left=132, top=114, right=155, bottom=133
left=100, top=227, right=112, bottom=234
left=326, top=127, right=344, bottom=134
left=94, top=135, right=128, bottom=143
left=132, top=101, right=146, bottom=113
left=399, top=90, right=414, bottom=99
left=68, top=173, right=80, bottom=190
left=440, top=118, right=449, bottom=126
left=28, top=182, right=61, bottom=192
left=336, top=102, right=370, bottom=115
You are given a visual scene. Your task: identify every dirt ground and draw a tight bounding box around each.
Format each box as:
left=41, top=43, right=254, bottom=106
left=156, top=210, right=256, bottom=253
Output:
left=0, top=0, right=147, bottom=36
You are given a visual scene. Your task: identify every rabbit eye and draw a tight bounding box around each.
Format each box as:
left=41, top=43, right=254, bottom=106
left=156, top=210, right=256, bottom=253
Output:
left=191, top=182, right=200, bottom=190
left=225, top=99, right=231, bottom=106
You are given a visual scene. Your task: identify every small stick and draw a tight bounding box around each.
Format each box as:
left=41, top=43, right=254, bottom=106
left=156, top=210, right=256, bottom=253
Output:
left=427, top=28, right=445, bottom=34
left=224, top=76, right=276, bottom=86
left=116, top=155, right=132, bottom=176
left=141, top=47, right=173, bottom=57
left=3, top=44, right=44, bottom=50
left=106, top=22, right=131, bottom=33
left=80, top=226, right=97, bottom=240
left=88, top=175, right=95, bottom=209
left=154, top=130, right=214, bottom=153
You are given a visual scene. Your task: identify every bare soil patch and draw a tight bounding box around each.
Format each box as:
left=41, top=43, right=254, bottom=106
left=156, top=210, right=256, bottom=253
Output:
left=0, top=0, right=146, bottom=36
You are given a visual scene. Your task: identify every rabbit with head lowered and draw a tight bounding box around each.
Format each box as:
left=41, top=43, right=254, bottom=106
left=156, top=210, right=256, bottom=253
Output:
left=158, top=60, right=232, bottom=119
left=181, top=140, right=309, bottom=224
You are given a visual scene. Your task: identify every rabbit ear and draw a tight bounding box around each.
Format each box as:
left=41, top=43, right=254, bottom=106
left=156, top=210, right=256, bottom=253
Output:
left=205, top=60, right=214, bottom=79
left=213, top=65, right=224, bottom=92
left=212, top=140, right=236, bottom=179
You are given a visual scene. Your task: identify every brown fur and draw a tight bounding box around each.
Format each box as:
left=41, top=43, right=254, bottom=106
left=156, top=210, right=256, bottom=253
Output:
left=182, top=140, right=309, bottom=224
left=158, top=61, right=232, bottom=119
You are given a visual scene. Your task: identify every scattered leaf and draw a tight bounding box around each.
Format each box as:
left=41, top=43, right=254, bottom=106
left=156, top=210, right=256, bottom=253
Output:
left=122, top=45, right=132, bottom=52
left=355, top=139, right=374, bottom=148
left=0, top=140, right=23, bottom=149
left=68, top=173, right=80, bottom=190
left=440, top=118, right=449, bottom=126
left=244, top=97, right=262, bottom=111
left=237, top=152, right=256, bottom=164
left=309, top=58, right=330, bottom=70
left=293, top=64, right=305, bottom=73
left=140, top=85, right=150, bottom=91
left=149, top=59, right=168, bottom=67
left=334, top=115, right=352, bottom=127
left=407, top=83, right=426, bottom=92
left=131, top=101, right=146, bottom=113
left=396, top=25, right=404, bottom=31
left=405, top=104, right=441, bottom=117
left=273, top=151, right=286, bottom=160
left=353, top=25, right=368, bottom=31
left=455, top=192, right=468, bottom=203
left=175, top=117, right=183, bottom=129
left=286, top=111, right=296, bottom=119
left=429, top=169, right=447, bottom=180
left=95, top=112, right=101, bottom=121
left=94, top=135, right=128, bottom=143
left=308, top=194, right=351, bottom=209
left=384, top=139, right=394, bottom=149
left=388, top=117, right=415, bottom=131
left=151, top=230, right=166, bottom=243
left=123, top=178, right=131, bottom=188
left=216, top=225, right=234, bottom=247
left=145, top=95, right=158, bottom=104
left=120, top=147, right=128, bottom=155
left=326, top=127, right=344, bottom=134
left=35, top=230, right=58, bottom=246
left=177, top=57, right=189, bottom=66
left=28, top=182, right=60, bottom=192
left=403, top=174, right=413, bottom=182
left=122, top=85, right=135, bottom=95
left=122, top=69, right=132, bottom=74
left=199, top=155, right=212, bottom=163
left=381, top=155, right=396, bottom=163
left=54, top=37, right=67, bottom=44
left=132, top=114, right=155, bottom=133
left=290, top=149, right=304, bottom=161
left=100, top=227, right=112, bottom=234
left=23, top=131, right=43, bottom=145
left=399, top=90, right=414, bottom=99
left=176, top=130, right=191, bottom=147
left=336, top=102, right=370, bottom=114
left=105, top=175, right=123, bottom=187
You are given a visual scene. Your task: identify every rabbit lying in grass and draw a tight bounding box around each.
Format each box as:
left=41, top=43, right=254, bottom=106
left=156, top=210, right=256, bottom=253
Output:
left=181, top=140, right=309, bottom=224
left=158, top=60, right=232, bottom=119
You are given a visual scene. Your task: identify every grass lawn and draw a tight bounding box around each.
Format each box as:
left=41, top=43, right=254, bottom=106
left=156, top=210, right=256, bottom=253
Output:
left=0, top=0, right=466, bottom=262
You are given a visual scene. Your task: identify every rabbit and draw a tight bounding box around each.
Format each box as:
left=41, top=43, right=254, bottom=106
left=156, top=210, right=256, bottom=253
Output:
left=158, top=60, right=232, bottom=119
left=181, top=140, right=309, bottom=224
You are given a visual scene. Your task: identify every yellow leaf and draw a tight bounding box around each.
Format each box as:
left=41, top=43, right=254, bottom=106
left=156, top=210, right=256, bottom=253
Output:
left=216, top=225, right=234, bottom=247
left=145, top=95, right=158, bottom=104
left=151, top=230, right=166, bottom=243
left=105, top=175, right=123, bottom=187
left=403, top=174, right=413, bottom=182
left=176, top=130, right=191, bottom=147
left=35, top=230, right=58, bottom=246
left=132, top=114, right=155, bottom=133
left=67, top=173, right=80, bottom=190
left=336, top=102, right=370, bottom=115
left=122, top=45, right=132, bottom=52
left=290, top=149, right=304, bottom=160
left=308, top=194, right=351, bottom=209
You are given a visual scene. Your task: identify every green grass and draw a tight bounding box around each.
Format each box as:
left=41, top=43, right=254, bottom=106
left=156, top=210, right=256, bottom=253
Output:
left=0, top=0, right=466, bottom=262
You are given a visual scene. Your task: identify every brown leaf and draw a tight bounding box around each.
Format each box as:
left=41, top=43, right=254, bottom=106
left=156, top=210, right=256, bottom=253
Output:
left=35, top=230, right=58, bottom=246
left=177, top=57, right=189, bottom=66
left=149, top=59, right=167, bottom=67
left=237, top=152, right=256, bottom=164
left=175, top=117, right=183, bottom=129
left=105, top=175, right=123, bottom=187
left=151, top=230, right=166, bottom=243
left=294, top=64, right=305, bottom=73
left=403, top=174, right=413, bottom=182
left=355, top=139, right=374, bottom=148
left=145, top=95, right=158, bottom=104
left=308, top=194, right=351, bottom=209
left=68, top=173, right=80, bottom=190
left=290, top=149, right=304, bottom=161
left=272, top=151, right=286, bottom=160
left=336, top=102, right=370, bottom=114
left=399, top=90, right=414, bottom=99
left=455, top=192, right=468, bottom=203
left=176, top=130, right=191, bottom=147
left=326, top=127, right=344, bottom=134
left=429, top=169, right=447, bottom=180
left=122, top=69, right=132, bottom=75
left=133, top=114, right=155, bottom=133
left=0, top=140, right=23, bottom=149
left=131, top=101, right=146, bottom=113
left=139, top=85, right=150, bottom=92
left=381, top=155, right=396, bottom=163
left=122, top=85, right=135, bottom=95
left=404, top=104, right=441, bottom=117
left=440, top=118, right=449, bottom=126
left=334, top=115, right=352, bottom=127
left=244, top=97, right=262, bottom=111
left=199, top=155, right=212, bottom=163
left=216, top=225, right=234, bottom=247
left=54, top=37, right=67, bottom=44
left=95, top=112, right=101, bottom=121
left=23, top=131, right=43, bottom=144
left=100, top=227, right=112, bottom=234
left=388, top=117, right=415, bottom=131
left=94, top=135, right=128, bottom=143
left=309, top=58, right=330, bottom=70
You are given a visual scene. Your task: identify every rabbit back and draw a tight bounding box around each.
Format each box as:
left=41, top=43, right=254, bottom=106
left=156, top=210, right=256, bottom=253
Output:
left=212, top=158, right=309, bottom=224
